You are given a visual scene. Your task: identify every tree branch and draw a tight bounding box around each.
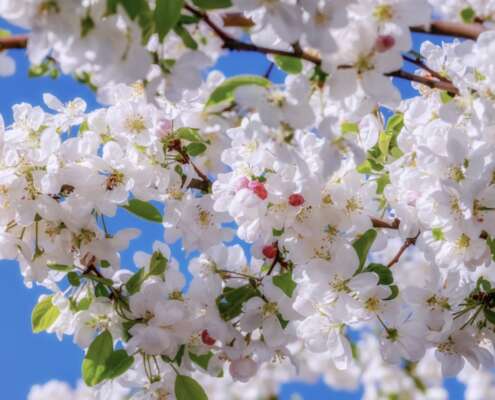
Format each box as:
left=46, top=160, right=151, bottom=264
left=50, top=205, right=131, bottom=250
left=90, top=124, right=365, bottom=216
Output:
left=187, top=5, right=460, bottom=95
left=0, top=35, right=28, bottom=51
left=387, top=232, right=420, bottom=268
left=411, top=21, right=485, bottom=40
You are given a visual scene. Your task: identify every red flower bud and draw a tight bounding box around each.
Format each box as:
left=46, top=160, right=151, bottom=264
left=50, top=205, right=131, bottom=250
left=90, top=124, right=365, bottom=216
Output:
left=262, top=244, right=278, bottom=259
left=288, top=193, right=305, bottom=207
left=248, top=181, right=268, bottom=200
left=201, top=329, right=216, bottom=346
left=375, top=35, right=395, bottom=53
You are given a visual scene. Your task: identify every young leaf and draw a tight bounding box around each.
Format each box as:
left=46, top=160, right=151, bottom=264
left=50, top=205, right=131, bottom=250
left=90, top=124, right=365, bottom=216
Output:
left=47, top=263, right=73, bottom=272
left=149, top=250, right=167, bottom=276
left=103, top=349, right=134, bottom=380
left=216, top=285, right=258, bottom=321
left=484, top=308, right=495, bottom=325
left=123, top=199, right=162, bottom=223
left=186, top=142, right=207, bottom=156
left=67, top=271, right=81, bottom=287
left=205, top=75, right=271, bottom=109
left=155, top=0, right=184, bottom=42
left=82, top=330, right=113, bottom=386
left=192, top=0, right=232, bottom=9
left=176, top=127, right=203, bottom=142
left=272, top=272, right=297, bottom=298
left=175, top=375, right=208, bottom=400
left=189, top=351, right=213, bottom=370
left=353, top=229, right=377, bottom=273
left=274, top=55, right=303, bottom=74
left=460, top=7, right=476, bottom=23
left=32, top=296, right=60, bottom=333
left=125, top=267, right=146, bottom=295
left=174, top=24, right=198, bottom=50
left=365, top=263, right=394, bottom=285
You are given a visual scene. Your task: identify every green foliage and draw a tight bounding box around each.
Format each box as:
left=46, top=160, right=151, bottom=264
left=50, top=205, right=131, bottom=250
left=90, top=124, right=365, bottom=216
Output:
left=216, top=285, right=259, bottom=321
left=353, top=229, right=377, bottom=273
left=186, top=142, right=207, bottom=156
left=82, top=331, right=134, bottom=386
left=205, top=75, right=271, bottom=109
left=149, top=250, right=168, bottom=276
left=32, top=296, right=60, bottom=333
left=122, top=199, right=163, bottom=223
left=273, top=272, right=296, bottom=298
left=274, top=55, right=303, bottom=74
left=155, top=0, right=184, bottom=42
left=460, top=6, right=476, bottom=23
left=125, top=267, right=146, bottom=295
left=47, top=263, right=73, bottom=272
left=175, top=375, right=208, bottom=400
left=192, top=0, right=232, bottom=9
left=189, top=351, right=213, bottom=370
left=365, top=263, right=393, bottom=285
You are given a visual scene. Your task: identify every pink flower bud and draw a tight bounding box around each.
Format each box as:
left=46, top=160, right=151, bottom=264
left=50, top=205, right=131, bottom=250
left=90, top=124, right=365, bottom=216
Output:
left=248, top=181, right=268, bottom=200
left=262, top=244, right=278, bottom=259
left=156, top=119, right=173, bottom=139
left=201, top=329, right=216, bottom=346
left=375, top=35, right=395, bottom=53
left=288, top=193, right=305, bottom=207
left=235, top=177, right=250, bottom=191
left=229, top=357, right=258, bottom=382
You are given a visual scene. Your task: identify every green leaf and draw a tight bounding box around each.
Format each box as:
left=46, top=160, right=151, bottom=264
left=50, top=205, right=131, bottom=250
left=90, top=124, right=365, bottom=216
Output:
left=192, top=0, right=232, bottom=9
left=175, top=375, right=208, bottom=400
left=149, top=251, right=168, bottom=276
left=32, top=296, right=60, bottom=333
left=365, top=263, right=393, bottom=285
left=274, top=55, right=303, bottom=74
left=0, top=29, right=10, bottom=38
left=174, top=24, right=198, bottom=49
left=385, top=113, right=404, bottom=134
left=186, top=142, right=207, bottom=156
left=176, top=127, right=203, bottom=142
left=460, top=6, right=476, bottom=23
left=81, top=14, right=95, bottom=38
left=376, top=173, right=390, bottom=195
left=126, top=267, right=146, bottom=295
left=67, top=271, right=81, bottom=287
left=104, top=349, right=134, bottom=380
left=272, top=272, right=296, bottom=298
left=353, top=229, right=377, bottom=273
left=216, top=285, right=258, bottom=321
left=47, top=263, right=73, bottom=272
left=385, top=285, right=399, bottom=300
left=341, top=122, right=359, bottom=134
left=484, top=308, right=495, bottom=325
left=272, top=227, right=284, bottom=237
left=155, top=0, right=184, bottom=42
left=119, top=0, right=148, bottom=20
left=123, top=199, right=162, bottom=222
left=205, top=75, right=271, bottom=109
left=82, top=330, right=114, bottom=386
left=189, top=351, right=213, bottom=370
left=440, top=91, right=454, bottom=104
left=83, top=273, right=114, bottom=287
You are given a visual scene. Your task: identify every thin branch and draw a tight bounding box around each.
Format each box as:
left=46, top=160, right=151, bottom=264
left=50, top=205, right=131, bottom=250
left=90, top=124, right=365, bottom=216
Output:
left=387, top=232, right=420, bottom=268
left=371, top=217, right=400, bottom=230
left=402, top=54, right=450, bottom=83
left=411, top=20, right=485, bottom=40
left=222, top=14, right=486, bottom=41
left=387, top=69, right=459, bottom=96
left=186, top=4, right=461, bottom=95
left=0, top=35, right=28, bottom=51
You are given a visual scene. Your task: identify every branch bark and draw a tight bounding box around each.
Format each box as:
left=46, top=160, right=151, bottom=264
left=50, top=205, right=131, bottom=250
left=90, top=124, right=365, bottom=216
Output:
left=411, top=20, right=486, bottom=40
left=0, top=35, right=28, bottom=51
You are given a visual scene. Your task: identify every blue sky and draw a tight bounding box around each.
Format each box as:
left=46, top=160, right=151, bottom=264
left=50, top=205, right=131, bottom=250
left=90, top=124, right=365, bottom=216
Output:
left=0, top=18, right=465, bottom=399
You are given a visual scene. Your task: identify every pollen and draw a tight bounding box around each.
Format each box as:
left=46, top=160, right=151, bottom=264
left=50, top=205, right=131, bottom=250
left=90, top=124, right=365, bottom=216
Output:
left=125, top=114, right=147, bottom=134
left=456, top=233, right=471, bottom=249
left=197, top=208, right=212, bottom=227
left=449, top=165, right=465, bottom=182
left=373, top=4, right=394, bottom=22
left=263, top=302, right=278, bottom=316
left=345, top=197, right=362, bottom=214
left=364, top=296, right=381, bottom=312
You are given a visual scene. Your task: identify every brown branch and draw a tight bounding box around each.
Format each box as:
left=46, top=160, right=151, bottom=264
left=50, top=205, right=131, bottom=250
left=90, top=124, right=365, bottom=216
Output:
left=411, top=21, right=485, bottom=40
left=402, top=55, right=450, bottom=83
left=0, top=35, right=28, bottom=51
left=371, top=217, right=400, bottom=230
left=387, top=232, right=420, bottom=268
left=387, top=70, right=459, bottom=96
left=187, top=5, right=460, bottom=95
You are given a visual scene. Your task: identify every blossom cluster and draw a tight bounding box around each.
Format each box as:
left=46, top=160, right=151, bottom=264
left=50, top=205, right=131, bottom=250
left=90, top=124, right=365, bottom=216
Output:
left=2, top=0, right=495, bottom=399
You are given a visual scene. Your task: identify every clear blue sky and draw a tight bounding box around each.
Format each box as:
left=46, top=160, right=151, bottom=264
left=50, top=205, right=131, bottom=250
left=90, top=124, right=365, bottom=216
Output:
left=0, top=18, right=465, bottom=399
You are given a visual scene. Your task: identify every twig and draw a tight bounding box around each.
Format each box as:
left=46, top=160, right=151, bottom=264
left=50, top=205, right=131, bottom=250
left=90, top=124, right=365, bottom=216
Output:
left=411, top=20, right=485, bottom=40
left=387, top=232, right=420, bottom=268
left=0, top=35, right=28, bottom=51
